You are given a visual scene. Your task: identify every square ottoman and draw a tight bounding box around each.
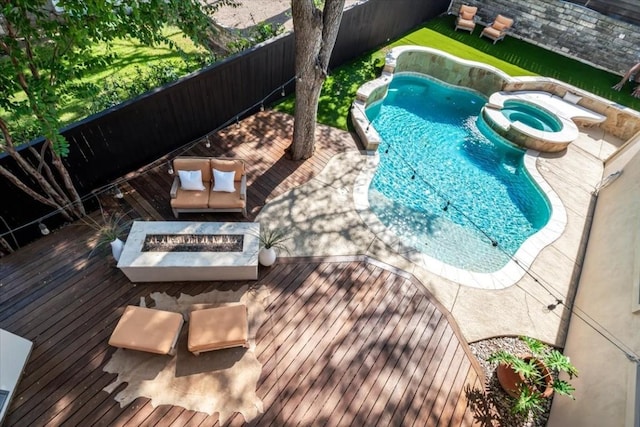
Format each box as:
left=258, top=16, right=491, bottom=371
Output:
left=188, top=304, right=249, bottom=356
left=109, top=305, right=184, bottom=355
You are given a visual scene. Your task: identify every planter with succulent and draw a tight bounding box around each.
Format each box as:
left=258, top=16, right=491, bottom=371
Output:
left=488, top=336, right=578, bottom=416
left=83, top=212, right=130, bottom=261
left=257, top=227, right=291, bottom=267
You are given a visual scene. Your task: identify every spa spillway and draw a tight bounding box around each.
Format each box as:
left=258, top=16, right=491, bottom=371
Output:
left=482, top=92, right=579, bottom=153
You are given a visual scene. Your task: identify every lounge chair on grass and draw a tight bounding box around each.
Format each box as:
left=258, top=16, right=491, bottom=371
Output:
left=480, top=14, right=514, bottom=44
left=455, top=5, right=478, bottom=33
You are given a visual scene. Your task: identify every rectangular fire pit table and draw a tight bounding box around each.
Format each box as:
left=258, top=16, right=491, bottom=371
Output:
left=117, top=221, right=260, bottom=282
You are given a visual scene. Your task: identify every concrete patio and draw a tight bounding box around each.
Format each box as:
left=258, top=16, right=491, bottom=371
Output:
left=256, top=124, right=623, bottom=346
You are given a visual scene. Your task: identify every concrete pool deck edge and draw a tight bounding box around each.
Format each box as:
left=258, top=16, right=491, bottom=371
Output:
left=351, top=149, right=567, bottom=290
left=256, top=125, right=615, bottom=346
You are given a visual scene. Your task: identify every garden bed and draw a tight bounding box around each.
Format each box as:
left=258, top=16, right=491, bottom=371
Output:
left=469, top=337, right=554, bottom=427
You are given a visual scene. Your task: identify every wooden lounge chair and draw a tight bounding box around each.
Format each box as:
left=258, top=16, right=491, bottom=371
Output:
left=480, top=14, right=514, bottom=44
left=455, top=5, right=478, bottom=34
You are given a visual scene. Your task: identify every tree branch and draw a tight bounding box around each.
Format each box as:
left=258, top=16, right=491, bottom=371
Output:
left=0, top=164, right=72, bottom=221
left=0, top=118, right=75, bottom=215
left=318, top=0, right=345, bottom=71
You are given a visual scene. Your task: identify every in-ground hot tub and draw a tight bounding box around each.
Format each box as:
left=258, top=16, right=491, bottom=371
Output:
left=500, top=100, right=562, bottom=132
left=482, top=94, right=579, bottom=153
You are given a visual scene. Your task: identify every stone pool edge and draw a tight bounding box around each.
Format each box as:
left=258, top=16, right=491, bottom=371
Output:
left=352, top=149, right=567, bottom=290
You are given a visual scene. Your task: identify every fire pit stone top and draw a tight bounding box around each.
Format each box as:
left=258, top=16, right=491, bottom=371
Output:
left=117, top=221, right=260, bottom=282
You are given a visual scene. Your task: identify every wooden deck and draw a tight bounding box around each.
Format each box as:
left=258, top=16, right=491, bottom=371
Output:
left=0, top=111, right=485, bottom=426
left=125, top=111, right=358, bottom=221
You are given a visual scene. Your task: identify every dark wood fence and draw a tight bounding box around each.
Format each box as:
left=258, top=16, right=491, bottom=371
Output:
left=0, top=0, right=449, bottom=250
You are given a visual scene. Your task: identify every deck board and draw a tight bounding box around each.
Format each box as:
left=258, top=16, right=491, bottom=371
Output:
left=0, top=111, right=484, bottom=426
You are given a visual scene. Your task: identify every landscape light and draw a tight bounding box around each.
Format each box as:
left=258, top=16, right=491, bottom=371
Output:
left=113, top=185, right=124, bottom=199
left=39, top=222, right=50, bottom=235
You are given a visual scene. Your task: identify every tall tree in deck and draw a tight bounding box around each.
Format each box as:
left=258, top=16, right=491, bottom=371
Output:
left=0, top=0, right=231, bottom=231
left=289, top=0, right=345, bottom=160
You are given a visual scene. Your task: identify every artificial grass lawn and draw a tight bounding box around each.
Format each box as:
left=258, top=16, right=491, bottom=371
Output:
left=276, top=15, right=640, bottom=130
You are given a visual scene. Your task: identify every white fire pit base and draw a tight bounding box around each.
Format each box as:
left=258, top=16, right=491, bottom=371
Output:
left=117, top=221, right=260, bottom=282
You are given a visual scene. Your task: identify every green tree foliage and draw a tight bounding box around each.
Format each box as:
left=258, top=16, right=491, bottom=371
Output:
left=0, top=0, right=231, bottom=250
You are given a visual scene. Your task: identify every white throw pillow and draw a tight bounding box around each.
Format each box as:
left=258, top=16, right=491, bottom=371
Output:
left=178, top=170, right=205, bottom=191
left=212, top=169, right=236, bottom=193
left=563, top=92, right=582, bottom=105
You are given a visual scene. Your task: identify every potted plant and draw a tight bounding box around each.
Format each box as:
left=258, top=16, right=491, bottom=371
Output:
left=83, top=212, right=130, bottom=261
left=488, top=336, right=578, bottom=416
left=257, top=227, right=291, bottom=267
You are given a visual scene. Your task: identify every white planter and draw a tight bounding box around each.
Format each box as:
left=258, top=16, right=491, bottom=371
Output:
left=259, top=247, right=277, bottom=267
left=110, top=238, right=124, bottom=262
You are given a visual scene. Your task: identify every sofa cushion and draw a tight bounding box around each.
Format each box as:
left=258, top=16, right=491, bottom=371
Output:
left=483, top=26, right=502, bottom=38
left=494, top=15, right=513, bottom=28
left=563, top=92, right=582, bottom=105
left=492, top=21, right=508, bottom=31
left=178, top=170, right=206, bottom=191
left=171, top=181, right=212, bottom=209
left=212, top=169, right=236, bottom=193
left=209, top=186, right=245, bottom=209
left=173, top=157, right=212, bottom=181
left=210, top=158, right=244, bottom=181
left=461, top=11, right=474, bottom=20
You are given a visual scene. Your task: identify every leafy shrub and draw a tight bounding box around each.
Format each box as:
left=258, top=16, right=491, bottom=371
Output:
left=89, top=61, right=186, bottom=113
left=227, top=22, right=284, bottom=53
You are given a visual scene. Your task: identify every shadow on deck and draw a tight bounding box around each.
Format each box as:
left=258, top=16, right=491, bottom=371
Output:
left=0, top=111, right=485, bottom=426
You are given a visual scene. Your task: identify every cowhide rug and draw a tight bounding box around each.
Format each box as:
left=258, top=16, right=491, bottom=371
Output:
left=103, top=285, right=269, bottom=424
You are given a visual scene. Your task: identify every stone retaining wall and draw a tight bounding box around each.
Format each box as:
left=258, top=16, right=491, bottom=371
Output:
left=449, top=0, right=640, bottom=76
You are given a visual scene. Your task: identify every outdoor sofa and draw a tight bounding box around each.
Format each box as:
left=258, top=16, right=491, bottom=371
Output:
left=170, top=157, right=247, bottom=218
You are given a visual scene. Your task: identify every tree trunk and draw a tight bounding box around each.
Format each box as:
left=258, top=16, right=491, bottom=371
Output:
left=289, top=0, right=345, bottom=160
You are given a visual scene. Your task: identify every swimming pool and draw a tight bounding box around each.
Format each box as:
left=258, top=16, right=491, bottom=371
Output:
left=365, top=74, right=551, bottom=273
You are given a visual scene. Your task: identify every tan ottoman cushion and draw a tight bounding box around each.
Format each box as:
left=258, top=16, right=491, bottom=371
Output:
left=109, top=306, right=184, bottom=355
left=188, top=304, right=249, bottom=355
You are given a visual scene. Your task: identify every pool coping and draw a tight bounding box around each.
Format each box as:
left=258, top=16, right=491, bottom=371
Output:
left=353, top=149, right=567, bottom=290
left=351, top=46, right=574, bottom=289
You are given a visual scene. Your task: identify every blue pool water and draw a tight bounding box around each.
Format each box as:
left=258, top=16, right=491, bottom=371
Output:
left=501, top=100, right=561, bottom=132
left=366, top=75, right=551, bottom=273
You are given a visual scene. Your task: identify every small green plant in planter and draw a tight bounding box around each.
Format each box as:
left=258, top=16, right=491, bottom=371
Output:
left=488, top=336, right=578, bottom=416
left=257, top=227, right=291, bottom=267
left=82, top=212, right=130, bottom=260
